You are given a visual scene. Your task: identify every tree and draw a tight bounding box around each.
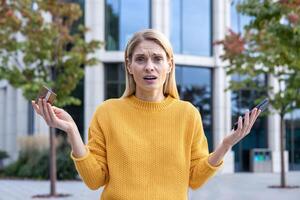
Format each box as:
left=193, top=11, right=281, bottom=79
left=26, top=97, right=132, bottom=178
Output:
left=0, top=0, right=101, bottom=196
left=216, top=0, right=300, bottom=187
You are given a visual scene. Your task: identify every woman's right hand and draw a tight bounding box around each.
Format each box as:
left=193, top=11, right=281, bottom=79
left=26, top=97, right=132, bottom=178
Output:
left=32, top=98, right=76, bottom=133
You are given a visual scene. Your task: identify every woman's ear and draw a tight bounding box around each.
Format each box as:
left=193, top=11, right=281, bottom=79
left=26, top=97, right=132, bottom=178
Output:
left=167, top=59, right=173, bottom=73
left=127, top=67, right=133, bottom=74
left=126, top=58, right=133, bottom=74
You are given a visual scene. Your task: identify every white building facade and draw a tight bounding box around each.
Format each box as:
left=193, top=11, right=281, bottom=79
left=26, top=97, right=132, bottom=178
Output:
left=0, top=0, right=295, bottom=173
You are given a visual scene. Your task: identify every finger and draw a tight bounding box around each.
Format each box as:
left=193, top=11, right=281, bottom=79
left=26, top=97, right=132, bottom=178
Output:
left=247, top=108, right=257, bottom=133
left=31, top=100, right=41, bottom=115
left=237, top=116, right=243, bottom=133
left=256, top=109, right=262, bottom=118
left=52, top=106, right=62, bottom=114
left=42, top=99, right=51, bottom=125
left=47, top=102, right=56, bottom=123
left=247, top=108, right=260, bottom=133
left=253, top=109, right=261, bottom=123
left=38, top=98, right=45, bottom=117
left=243, top=110, right=250, bottom=133
left=249, top=108, right=258, bottom=126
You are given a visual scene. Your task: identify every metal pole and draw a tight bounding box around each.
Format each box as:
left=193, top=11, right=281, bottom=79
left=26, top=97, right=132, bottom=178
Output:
left=49, top=127, right=57, bottom=196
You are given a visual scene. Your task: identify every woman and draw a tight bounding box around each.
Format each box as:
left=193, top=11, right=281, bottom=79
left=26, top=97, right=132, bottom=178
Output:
left=32, top=29, right=260, bottom=200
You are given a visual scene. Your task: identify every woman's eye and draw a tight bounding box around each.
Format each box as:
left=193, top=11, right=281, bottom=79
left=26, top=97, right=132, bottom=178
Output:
left=136, top=57, right=145, bottom=62
left=154, top=56, right=163, bottom=62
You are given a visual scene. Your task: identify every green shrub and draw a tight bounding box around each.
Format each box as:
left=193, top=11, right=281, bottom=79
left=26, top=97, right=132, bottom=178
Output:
left=0, top=150, right=9, bottom=160
left=3, top=135, right=77, bottom=180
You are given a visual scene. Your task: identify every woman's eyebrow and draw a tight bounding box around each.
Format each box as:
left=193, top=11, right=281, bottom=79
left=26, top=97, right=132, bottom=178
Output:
left=133, top=53, right=145, bottom=57
left=152, top=53, right=163, bottom=56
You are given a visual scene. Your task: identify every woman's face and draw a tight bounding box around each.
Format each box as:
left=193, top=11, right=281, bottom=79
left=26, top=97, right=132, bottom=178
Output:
left=127, top=40, right=171, bottom=95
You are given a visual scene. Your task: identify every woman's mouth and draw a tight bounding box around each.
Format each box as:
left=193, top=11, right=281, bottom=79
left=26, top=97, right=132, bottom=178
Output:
left=143, top=75, right=157, bottom=83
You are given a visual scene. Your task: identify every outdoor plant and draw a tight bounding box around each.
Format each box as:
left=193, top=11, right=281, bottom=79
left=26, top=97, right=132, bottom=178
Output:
left=216, top=0, right=300, bottom=187
left=0, top=0, right=102, bottom=196
left=0, top=150, right=9, bottom=171
left=0, top=150, right=9, bottom=160
left=3, top=135, right=77, bottom=180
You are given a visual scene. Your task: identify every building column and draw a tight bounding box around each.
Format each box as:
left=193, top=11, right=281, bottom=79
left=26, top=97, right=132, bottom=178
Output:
left=0, top=85, right=6, bottom=152
left=151, top=0, right=170, bottom=38
left=5, top=85, right=17, bottom=164
left=268, top=75, right=289, bottom=172
left=212, top=0, right=234, bottom=173
left=84, top=0, right=106, bottom=142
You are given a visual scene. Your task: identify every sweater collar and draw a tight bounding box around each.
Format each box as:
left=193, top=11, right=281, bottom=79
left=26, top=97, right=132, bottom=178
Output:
left=127, top=94, right=175, bottom=111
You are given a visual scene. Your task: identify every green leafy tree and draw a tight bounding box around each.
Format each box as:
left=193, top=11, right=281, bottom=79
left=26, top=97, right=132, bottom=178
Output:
left=0, top=0, right=102, bottom=196
left=216, top=0, right=300, bottom=187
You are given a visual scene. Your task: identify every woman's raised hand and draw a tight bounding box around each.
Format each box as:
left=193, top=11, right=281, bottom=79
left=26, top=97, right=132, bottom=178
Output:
left=32, top=98, right=76, bottom=133
left=223, top=108, right=261, bottom=147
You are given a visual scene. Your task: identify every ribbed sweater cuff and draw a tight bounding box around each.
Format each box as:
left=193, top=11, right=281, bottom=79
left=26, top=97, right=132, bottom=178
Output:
left=206, top=153, right=224, bottom=170
left=70, top=146, right=90, bottom=161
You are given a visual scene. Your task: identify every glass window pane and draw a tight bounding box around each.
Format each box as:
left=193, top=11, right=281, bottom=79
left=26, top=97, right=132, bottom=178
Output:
left=107, top=83, right=119, bottom=99
left=170, top=0, right=181, bottom=53
left=231, top=74, right=268, bottom=171
left=105, top=63, right=126, bottom=99
left=176, top=65, right=213, bottom=151
left=120, top=0, right=150, bottom=50
left=105, top=0, right=150, bottom=50
left=106, top=64, right=119, bottom=81
left=105, top=0, right=120, bottom=50
left=182, top=0, right=211, bottom=56
left=171, top=0, right=211, bottom=56
left=286, top=109, right=300, bottom=170
left=231, top=0, right=252, bottom=33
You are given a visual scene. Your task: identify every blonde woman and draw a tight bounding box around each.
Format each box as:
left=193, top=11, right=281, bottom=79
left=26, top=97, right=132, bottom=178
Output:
left=32, top=29, right=260, bottom=200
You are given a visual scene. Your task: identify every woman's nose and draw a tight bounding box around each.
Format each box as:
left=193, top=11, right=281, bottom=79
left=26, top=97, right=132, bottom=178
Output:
left=145, top=60, right=154, bottom=71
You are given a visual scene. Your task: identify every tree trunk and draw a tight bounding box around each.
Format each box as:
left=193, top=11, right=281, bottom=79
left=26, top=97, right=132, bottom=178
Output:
left=50, top=127, right=57, bottom=196
left=280, top=115, right=286, bottom=187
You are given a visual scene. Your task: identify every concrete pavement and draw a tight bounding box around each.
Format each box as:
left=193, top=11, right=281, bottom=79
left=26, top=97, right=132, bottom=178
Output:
left=0, top=172, right=300, bottom=200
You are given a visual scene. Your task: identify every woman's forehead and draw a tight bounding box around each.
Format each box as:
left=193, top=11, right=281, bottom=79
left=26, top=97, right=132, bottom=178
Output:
left=133, top=40, right=166, bottom=55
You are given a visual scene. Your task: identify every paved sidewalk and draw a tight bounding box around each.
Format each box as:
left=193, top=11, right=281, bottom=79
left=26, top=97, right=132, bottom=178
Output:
left=1, top=172, right=300, bottom=200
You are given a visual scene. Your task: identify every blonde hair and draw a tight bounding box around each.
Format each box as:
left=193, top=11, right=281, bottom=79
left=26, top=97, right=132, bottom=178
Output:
left=121, top=29, right=180, bottom=99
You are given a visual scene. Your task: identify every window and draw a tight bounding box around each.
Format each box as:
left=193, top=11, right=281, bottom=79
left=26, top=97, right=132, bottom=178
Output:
left=105, top=63, right=126, bottom=99
left=171, top=0, right=212, bottom=56
left=176, top=66, right=213, bottom=151
left=286, top=109, right=300, bottom=170
left=105, top=0, right=151, bottom=50
left=231, top=74, right=268, bottom=171
left=231, top=0, right=252, bottom=33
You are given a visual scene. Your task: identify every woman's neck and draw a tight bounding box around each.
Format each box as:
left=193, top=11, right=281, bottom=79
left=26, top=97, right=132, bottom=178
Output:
left=135, top=89, right=165, bottom=102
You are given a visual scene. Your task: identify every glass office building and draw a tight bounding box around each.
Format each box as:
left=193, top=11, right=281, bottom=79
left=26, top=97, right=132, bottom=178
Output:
left=0, top=0, right=299, bottom=173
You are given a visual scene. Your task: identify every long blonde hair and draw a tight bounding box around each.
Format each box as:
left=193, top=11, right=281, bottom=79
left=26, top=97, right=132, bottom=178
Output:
left=121, top=29, right=179, bottom=99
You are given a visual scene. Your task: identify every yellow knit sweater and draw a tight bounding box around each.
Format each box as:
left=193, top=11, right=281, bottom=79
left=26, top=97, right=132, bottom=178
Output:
left=71, top=95, right=223, bottom=200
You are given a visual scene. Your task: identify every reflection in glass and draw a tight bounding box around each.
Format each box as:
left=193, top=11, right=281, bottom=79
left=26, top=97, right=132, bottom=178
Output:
left=285, top=109, right=300, bottom=170
left=176, top=66, right=213, bottom=151
left=231, top=74, right=268, bottom=171
left=105, top=63, right=126, bottom=99
left=171, top=0, right=211, bottom=56
left=231, top=0, right=252, bottom=33
left=105, top=0, right=150, bottom=50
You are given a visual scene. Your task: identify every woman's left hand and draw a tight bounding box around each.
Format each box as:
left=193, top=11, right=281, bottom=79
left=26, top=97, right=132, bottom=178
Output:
left=223, top=108, right=261, bottom=147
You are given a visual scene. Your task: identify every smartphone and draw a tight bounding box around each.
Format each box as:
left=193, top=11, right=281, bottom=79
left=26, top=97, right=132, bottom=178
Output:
left=35, top=85, right=57, bottom=105
left=233, top=98, right=269, bottom=131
